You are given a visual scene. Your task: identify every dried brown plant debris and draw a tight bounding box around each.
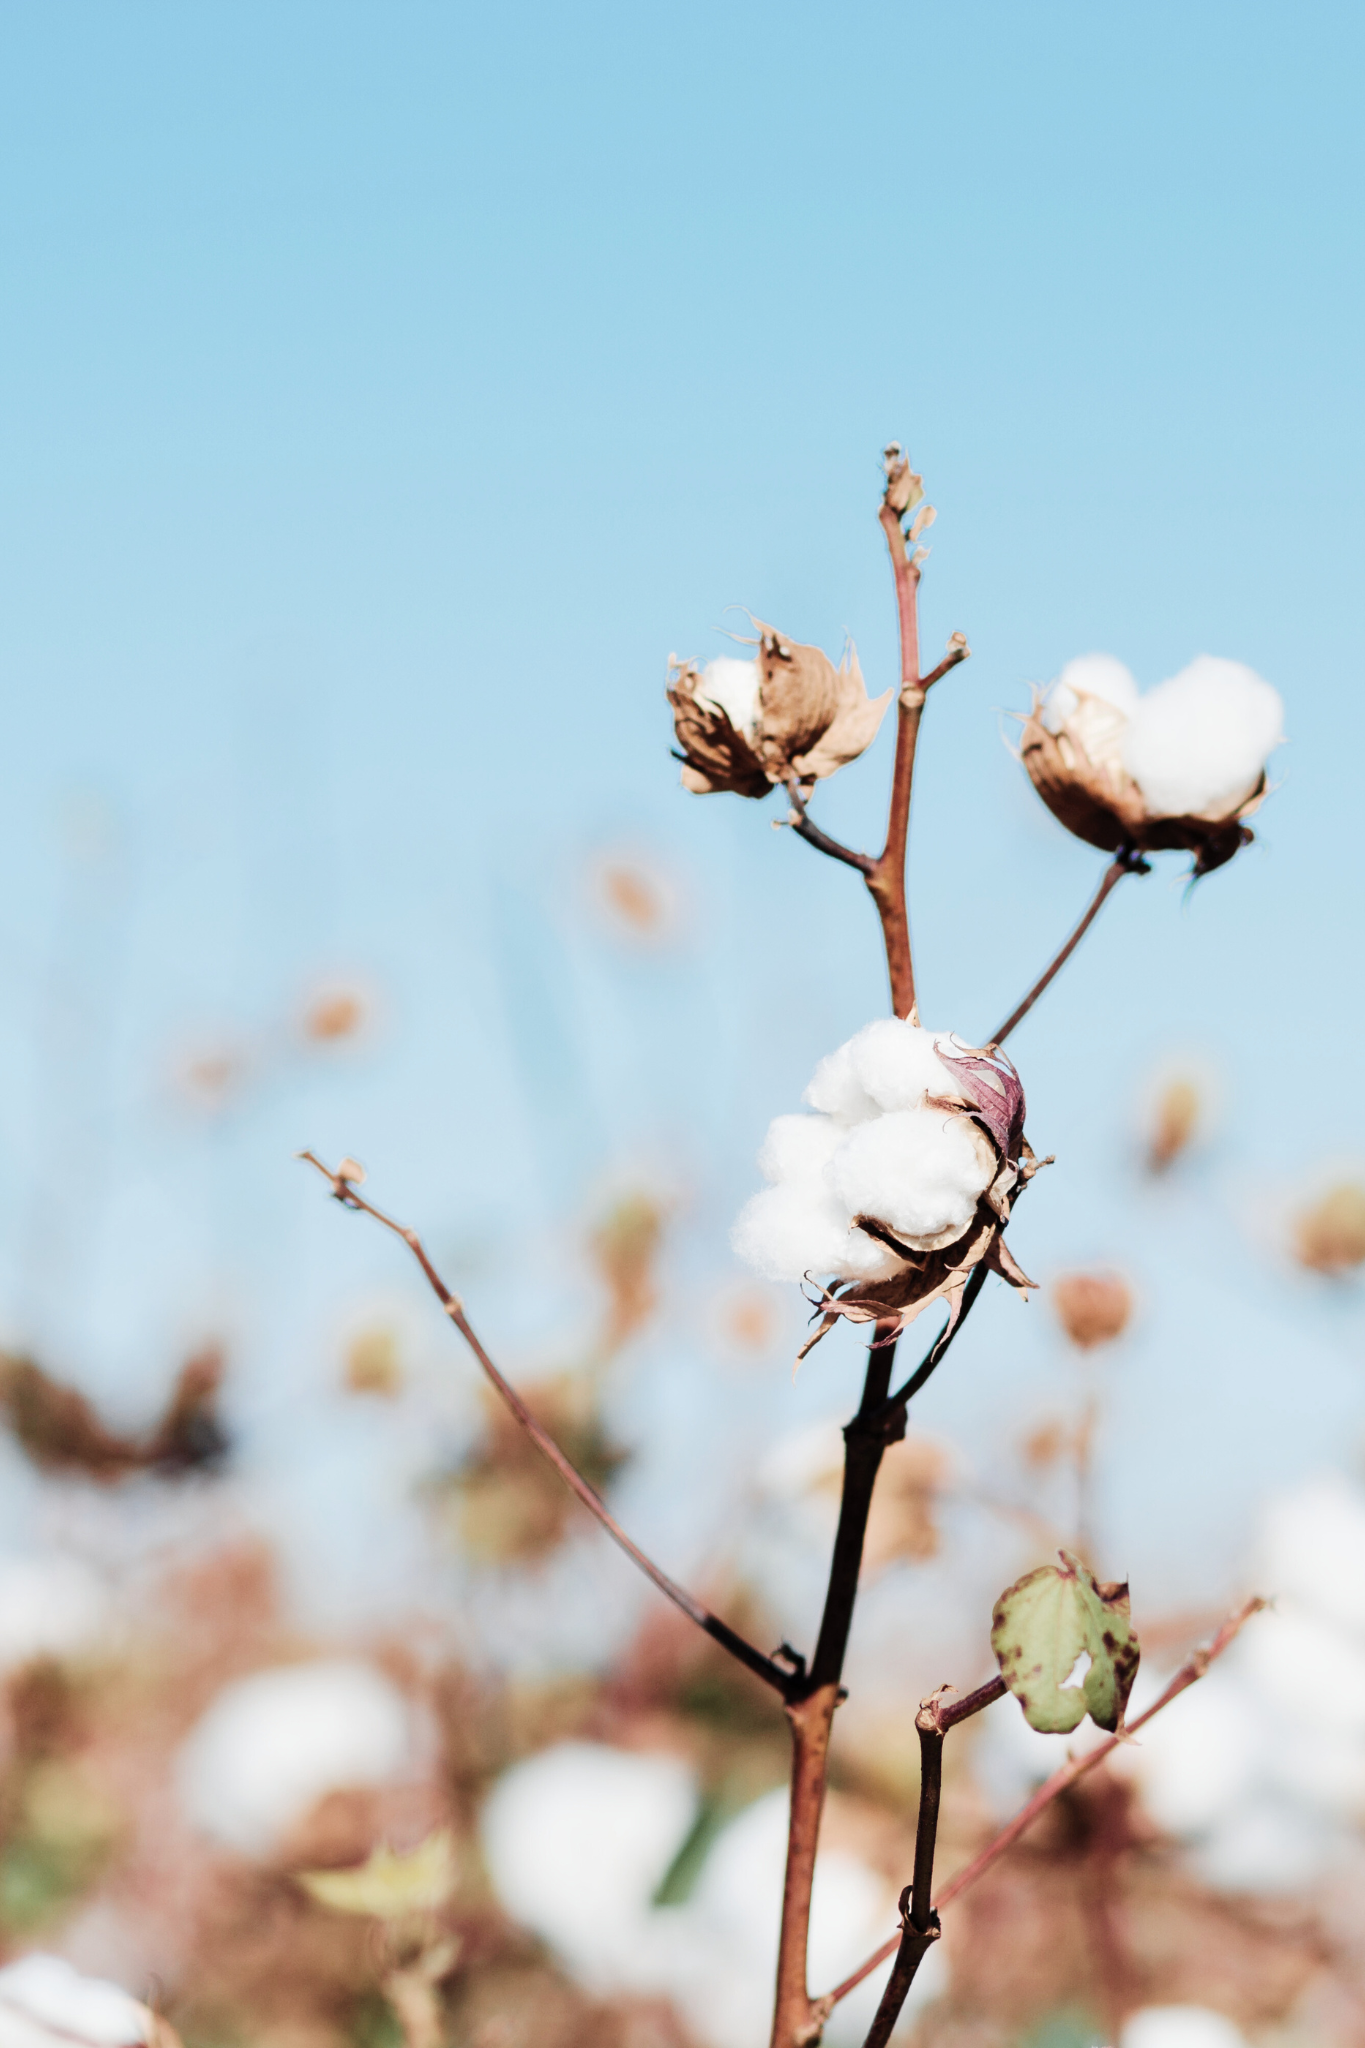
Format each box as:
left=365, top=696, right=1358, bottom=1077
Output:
left=668, top=622, right=891, bottom=799
left=0, top=1347, right=228, bottom=1480
left=1294, top=1181, right=1365, bottom=1275
left=1051, top=1274, right=1133, bottom=1351
left=440, top=1375, right=628, bottom=1566
left=591, top=1192, right=665, bottom=1353
left=1147, top=1077, right=1201, bottom=1171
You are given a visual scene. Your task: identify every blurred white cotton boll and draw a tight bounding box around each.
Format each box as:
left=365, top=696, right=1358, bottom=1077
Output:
left=1117, top=1671, right=1263, bottom=1836
left=1120, top=2006, right=1249, bottom=2048
left=1261, top=1476, right=1365, bottom=1634
left=480, top=1743, right=698, bottom=1988
left=1042, top=652, right=1140, bottom=734
left=1241, top=1607, right=1365, bottom=1737
left=1121, top=656, right=1283, bottom=818
left=176, top=1660, right=416, bottom=1856
left=698, top=657, right=761, bottom=740
left=0, top=1956, right=153, bottom=2047
left=758, top=1113, right=844, bottom=1185
left=846, top=1021, right=965, bottom=1114
left=731, top=1181, right=904, bottom=1284
left=829, top=1109, right=996, bottom=1247
left=1194, top=1794, right=1335, bottom=1894
left=0, top=1557, right=109, bottom=1668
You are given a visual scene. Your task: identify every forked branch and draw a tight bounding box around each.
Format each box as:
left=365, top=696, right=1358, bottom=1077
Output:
left=824, top=1596, right=1266, bottom=2014
left=297, top=1152, right=792, bottom=1697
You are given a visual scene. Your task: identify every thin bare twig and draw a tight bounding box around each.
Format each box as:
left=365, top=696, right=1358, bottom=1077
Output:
left=297, top=1152, right=792, bottom=1697
left=783, top=781, right=876, bottom=875
left=991, top=849, right=1149, bottom=1049
left=823, top=1596, right=1266, bottom=2011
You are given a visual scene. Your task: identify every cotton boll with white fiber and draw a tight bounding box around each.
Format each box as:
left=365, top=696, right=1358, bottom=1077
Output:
left=1041, top=652, right=1140, bottom=734
left=176, top=1659, right=417, bottom=1857
left=1115, top=1670, right=1264, bottom=1837
left=803, top=1040, right=880, bottom=1125
left=828, top=1108, right=996, bottom=1250
left=480, top=1743, right=698, bottom=1989
left=1120, top=2007, right=1249, bottom=2048
left=0, top=1956, right=156, bottom=2047
left=698, top=657, right=761, bottom=741
left=1240, top=1606, right=1365, bottom=1738
left=1260, top=1476, right=1365, bottom=1636
left=0, top=1557, right=109, bottom=1669
left=1194, top=1792, right=1336, bottom=1895
left=757, top=1114, right=844, bottom=1185
left=846, top=1020, right=967, bottom=1114
left=731, top=1180, right=905, bottom=1285
left=1121, top=656, right=1283, bottom=819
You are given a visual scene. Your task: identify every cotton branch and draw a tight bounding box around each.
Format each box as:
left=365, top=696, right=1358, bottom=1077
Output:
left=991, top=848, right=1150, bottom=1049
left=297, top=1152, right=792, bottom=1697
left=823, top=1596, right=1266, bottom=2014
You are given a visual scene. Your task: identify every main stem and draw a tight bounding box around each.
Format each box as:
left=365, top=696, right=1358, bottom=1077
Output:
left=770, top=1335, right=900, bottom=2048
left=865, top=505, right=924, bottom=1022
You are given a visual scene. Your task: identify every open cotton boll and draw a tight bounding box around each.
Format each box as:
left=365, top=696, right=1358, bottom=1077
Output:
left=828, top=1107, right=996, bottom=1250
left=1041, top=652, right=1140, bottom=734
left=845, top=1019, right=966, bottom=1113
left=176, top=1659, right=415, bottom=1856
left=803, top=1039, right=880, bottom=1125
left=698, top=657, right=761, bottom=741
left=731, top=1180, right=904, bottom=1284
left=757, top=1113, right=844, bottom=1185
left=0, top=1956, right=155, bottom=2048
left=1122, top=656, right=1283, bottom=819
left=1260, top=1475, right=1365, bottom=1635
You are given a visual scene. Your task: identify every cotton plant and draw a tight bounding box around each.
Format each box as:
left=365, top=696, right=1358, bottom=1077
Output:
left=304, top=443, right=1285, bottom=2048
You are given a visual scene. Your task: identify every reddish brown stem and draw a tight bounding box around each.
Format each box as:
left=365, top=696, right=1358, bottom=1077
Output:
left=297, top=1153, right=792, bottom=1697
left=865, top=504, right=925, bottom=1022
left=771, top=1683, right=842, bottom=2048
left=822, top=1597, right=1266, bottom=2010
left=991, top=851, right=1147, bottom=1049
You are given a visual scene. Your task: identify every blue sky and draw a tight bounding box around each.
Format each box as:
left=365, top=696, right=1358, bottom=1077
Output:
left=0, top=1, right=1361, bottom=1641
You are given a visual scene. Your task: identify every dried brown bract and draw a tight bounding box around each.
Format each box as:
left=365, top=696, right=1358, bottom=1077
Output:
left=1147, top=1076, right=1201, bottom=1171
left=668, top=621, right=891, bottom=799
left=1052, top=1272, right=1133, bottom=1350
left=1294, top=1181, right=1365, bottom=1275
left=0, top=1347, right=229, bottom=1480
left=1020, top=686, right=1266, bottom=877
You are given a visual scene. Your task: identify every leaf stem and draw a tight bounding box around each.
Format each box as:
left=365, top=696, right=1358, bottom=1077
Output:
left=297, top=1152, right=792, bottom=1697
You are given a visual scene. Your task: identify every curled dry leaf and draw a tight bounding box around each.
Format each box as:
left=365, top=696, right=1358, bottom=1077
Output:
left=797, top=1044, right=1044, bottom=1361
left=297, top=1828, right=458, bottom=1920
left=1294, top=1182, right=1365, bottom=1275
left=1052, top=1272, right=1133, bottom=1350
left=991, top=1549, right=1140, bottom=1734
left=668, top=620, right=891, bottom=799
left=1020, top=686, right=1265, bottom=876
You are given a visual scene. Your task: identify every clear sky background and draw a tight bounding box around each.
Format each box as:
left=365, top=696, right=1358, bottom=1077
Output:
left=0, top=2, right=1361, bottom=1656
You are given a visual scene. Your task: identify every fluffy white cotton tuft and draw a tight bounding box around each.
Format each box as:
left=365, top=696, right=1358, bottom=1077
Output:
left=1120, top=2008, right=1248, bottom=2048
left=827, top=1109, right=996, bottom=1245
left=1042, top=652, right=1140, bottom=733
left=757, top=1114, right=843, bottom=1185
left=736, top=1020, right=998, bottom=1285
left=1121, top=656, right=1283, bottom=818
left=176, top=1659, right=416, bottom=1856
left=698, top=657, right=761, bottom=740
left=731, top=1181, right=904, bottom=1284
left=0, top=1956, right=152, bottom=2047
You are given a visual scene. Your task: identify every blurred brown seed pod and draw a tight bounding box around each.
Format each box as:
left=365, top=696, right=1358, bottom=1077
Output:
left=1052, top=1271, right=1133, bottom=1350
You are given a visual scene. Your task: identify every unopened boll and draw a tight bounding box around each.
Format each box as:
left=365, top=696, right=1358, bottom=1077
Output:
left=732, top=1020, right=997, bottom=1284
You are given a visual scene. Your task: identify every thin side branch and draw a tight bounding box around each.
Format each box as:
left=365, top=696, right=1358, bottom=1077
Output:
left=859, top=1696, right=948, bottom=2048
left=991, top=849, right=1149, bottom=1049
left=865, top=489, right=926, bottom=1022
left=783, top=781, right=875, bottom=875
left=297, top=1152, right=792, bottom=1697
left=823, top=1596, right=1266, bottom=2011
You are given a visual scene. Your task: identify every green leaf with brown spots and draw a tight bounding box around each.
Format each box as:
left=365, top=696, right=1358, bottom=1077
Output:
left=990, top=1550, right=1140, bottom=1734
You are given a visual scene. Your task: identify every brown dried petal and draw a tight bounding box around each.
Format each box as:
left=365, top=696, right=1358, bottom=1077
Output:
left=753, top=623, right=892, bottom=790
left=667, top=662, right=771, bottom=799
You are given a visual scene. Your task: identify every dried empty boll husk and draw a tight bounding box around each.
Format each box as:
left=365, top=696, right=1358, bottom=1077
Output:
left=731, top=1020, right=1047, bottom=1363
left=1052, top=1271, right=1133, bottom=1350
left=1294, top=1182, right=1365, bottom=1276
left=668, top=620, right=892, bottom=798
left=1020, top=653, right=1283, bottom=876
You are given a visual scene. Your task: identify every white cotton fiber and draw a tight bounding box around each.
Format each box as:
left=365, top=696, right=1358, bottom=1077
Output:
left=828, top=1108, right=995, bottom=1246
left=1042, top=653, right=1140, bottom=734
left=731, top=1181, right=903, bottom=1285
left=847, top=1020, right=964, bottom=1112
left=0, top=1958, right=151, bottom=2048
left=757, top=1113, right=843, bottom=1185
left=1120, top=2008, right=1249, bottom=2048
left=803, top=1039, right=880, bottom=1124
left=1121, top=656, right=1283, bottom=818
left=699, top=657, right=761, bottom=740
